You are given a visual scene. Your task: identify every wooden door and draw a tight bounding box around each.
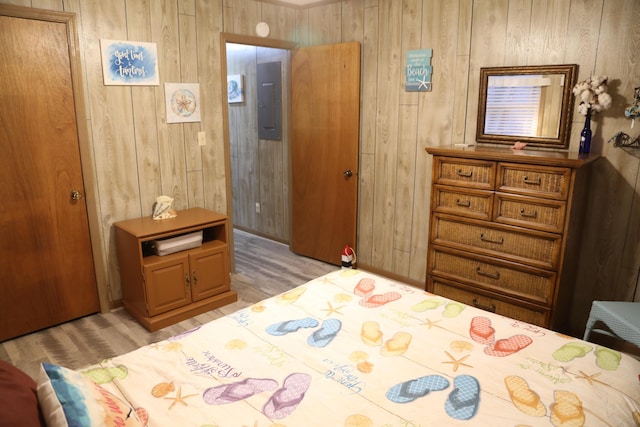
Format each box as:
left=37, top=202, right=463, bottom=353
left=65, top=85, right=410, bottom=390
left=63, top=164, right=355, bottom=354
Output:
left=0, top=8, right=100, bottom=341
left=290, top=42, right=361, bottom=265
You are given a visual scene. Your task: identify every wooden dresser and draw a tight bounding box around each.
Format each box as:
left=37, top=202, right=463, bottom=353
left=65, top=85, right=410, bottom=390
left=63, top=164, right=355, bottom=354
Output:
left=425, top=146, right=598, bottom=332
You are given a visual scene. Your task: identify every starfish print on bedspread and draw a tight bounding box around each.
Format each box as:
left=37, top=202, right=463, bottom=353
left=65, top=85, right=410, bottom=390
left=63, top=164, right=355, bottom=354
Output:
left=321, top=301, right=345, bottom=317
left=442, top=351, right=473, bottom=372
left=164, top=386, right=198, bottom=409
left=420, top=318, right=445, bottom=330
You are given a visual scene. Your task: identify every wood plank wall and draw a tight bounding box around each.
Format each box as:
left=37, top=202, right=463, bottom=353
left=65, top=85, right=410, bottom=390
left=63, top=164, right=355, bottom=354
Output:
left=4, top=0, right=639, bottom=335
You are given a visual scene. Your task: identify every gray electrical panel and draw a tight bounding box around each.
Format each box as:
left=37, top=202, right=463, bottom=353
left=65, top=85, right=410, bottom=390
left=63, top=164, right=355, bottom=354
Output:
left=257, top=61, right=282, bottom=140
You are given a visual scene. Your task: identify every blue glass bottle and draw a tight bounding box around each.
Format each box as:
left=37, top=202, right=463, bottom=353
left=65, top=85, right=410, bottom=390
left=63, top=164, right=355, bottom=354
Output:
left=579, top=110, right=592, bottom=154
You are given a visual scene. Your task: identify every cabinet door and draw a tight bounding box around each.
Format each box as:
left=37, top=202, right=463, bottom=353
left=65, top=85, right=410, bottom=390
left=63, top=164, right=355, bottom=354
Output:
left=143, top=255, right=191, bottom=316
left=190, top=246, right=230, bottom=302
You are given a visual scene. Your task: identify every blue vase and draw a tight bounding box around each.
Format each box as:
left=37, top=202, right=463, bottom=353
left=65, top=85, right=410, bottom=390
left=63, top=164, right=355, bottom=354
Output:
left=579, top=111, right=592, bottom=154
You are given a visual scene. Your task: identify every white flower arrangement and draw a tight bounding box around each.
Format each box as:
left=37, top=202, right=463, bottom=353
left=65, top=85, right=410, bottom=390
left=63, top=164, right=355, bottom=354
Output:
left=572, top=75, right=612, bottom=116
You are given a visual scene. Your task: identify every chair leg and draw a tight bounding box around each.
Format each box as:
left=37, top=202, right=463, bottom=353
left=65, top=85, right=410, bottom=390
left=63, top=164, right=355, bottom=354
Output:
left=583, top=318, right=597, bottom=341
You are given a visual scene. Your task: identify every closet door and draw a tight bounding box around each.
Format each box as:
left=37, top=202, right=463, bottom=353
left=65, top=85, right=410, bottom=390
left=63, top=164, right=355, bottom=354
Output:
left=0, top=6, right=99, bottom=341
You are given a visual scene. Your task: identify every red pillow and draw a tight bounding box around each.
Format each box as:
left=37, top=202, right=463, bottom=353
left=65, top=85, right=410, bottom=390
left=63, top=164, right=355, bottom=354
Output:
left=0, top=360, right=44, bottom=427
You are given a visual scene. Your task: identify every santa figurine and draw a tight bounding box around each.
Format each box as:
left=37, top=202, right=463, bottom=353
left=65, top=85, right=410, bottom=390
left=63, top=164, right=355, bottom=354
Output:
left=341, top=245, right=356, bottom=269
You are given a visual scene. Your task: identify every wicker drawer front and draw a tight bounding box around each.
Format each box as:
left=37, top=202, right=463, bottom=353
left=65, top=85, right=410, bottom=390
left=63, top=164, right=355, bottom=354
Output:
left=494, top=193, right=566, bottom=233
left=431, top=280, right=549, bottom=327
left=429, top=247, right=554, bottom=304
left=431, top=214, right=560, bottom=269
left=433, top=185, right=492, bottom=220
left=497, top=163, right=570, bottom=200
left=433, top=157, right=495, bottom=190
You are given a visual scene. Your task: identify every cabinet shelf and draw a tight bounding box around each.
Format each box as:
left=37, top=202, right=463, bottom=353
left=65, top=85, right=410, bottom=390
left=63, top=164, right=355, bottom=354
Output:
left=142, top=238, right=227, bottom=261
left=114, top=208, right=237, bottom=331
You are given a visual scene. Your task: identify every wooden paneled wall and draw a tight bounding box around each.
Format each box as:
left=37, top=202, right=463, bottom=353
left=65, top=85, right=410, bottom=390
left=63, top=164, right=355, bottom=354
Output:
left=5, top=0, right=639, bottom=335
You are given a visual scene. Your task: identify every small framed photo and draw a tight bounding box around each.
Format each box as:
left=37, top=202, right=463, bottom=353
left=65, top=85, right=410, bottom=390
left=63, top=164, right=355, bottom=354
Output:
left=227, top=74, right=244, bottom=103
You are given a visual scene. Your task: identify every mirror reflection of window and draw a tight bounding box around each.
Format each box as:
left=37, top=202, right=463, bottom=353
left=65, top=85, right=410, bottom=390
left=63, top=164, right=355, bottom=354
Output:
left=484, top=74, right=564, bottom=139
left=485, top=75, right=543, bottom=137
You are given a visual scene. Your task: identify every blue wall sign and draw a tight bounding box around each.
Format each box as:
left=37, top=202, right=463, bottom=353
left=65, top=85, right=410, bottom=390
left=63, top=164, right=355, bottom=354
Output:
left=405, top=49, right=433, bottom=92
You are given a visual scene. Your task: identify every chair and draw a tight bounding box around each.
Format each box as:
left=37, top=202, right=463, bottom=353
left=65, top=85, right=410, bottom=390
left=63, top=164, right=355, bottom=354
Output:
left=583, top=301, right=640, bottom=355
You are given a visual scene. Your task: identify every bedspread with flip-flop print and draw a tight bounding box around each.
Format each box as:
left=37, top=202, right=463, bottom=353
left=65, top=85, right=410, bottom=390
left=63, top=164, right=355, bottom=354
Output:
left=81, top=269, right=640, bottom=426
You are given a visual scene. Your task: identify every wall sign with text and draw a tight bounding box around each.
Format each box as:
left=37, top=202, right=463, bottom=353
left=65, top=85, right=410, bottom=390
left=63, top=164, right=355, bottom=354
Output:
left=405, top=49, right=433, bottom=92
left=100, top=39, right=159, bottom=86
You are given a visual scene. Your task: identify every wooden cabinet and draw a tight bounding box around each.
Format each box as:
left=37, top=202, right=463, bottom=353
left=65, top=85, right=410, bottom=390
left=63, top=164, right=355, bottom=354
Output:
left=425, top=146, right=598, bottom=332
left=114, top=208, right=237, bottom=331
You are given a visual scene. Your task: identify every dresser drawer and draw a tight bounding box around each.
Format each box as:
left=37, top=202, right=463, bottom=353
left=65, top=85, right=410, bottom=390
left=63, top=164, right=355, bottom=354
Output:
left=497, top=163, right=571, bottom=200
left=432, top=185, right=492, bottom=220
left=430, top=279, right=549, bottom=327
left=430, top=213, right=561, bottom=269
left=433, top=157, right=495, bottom=190
left=494, top=193, right=566, bottom=233
left=428, top=246, right=555, bottom=305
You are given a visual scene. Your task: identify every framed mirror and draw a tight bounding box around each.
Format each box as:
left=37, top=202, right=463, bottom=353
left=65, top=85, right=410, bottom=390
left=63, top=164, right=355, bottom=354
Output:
left=476, top=64, right=578, bottom=148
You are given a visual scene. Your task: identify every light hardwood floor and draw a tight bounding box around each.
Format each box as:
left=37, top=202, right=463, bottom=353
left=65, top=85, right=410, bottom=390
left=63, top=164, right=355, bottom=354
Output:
left=0, top=230, right=336, bottom=380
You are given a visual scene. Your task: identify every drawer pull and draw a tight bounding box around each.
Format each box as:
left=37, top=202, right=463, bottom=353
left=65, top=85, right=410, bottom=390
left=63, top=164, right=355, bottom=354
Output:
left=455, top=198, right=471, bottom=207
left=473, top=298, right=496, bottom=313
left=476, top=267, right=500, bottom=280
left=457, top=169, right=473, bottom=177
left=185, top=273, right=190, bottom=287
left=523, top=176, right=541, bottom=185
left=479, top=233, right=504, bottom=245
left=519, top=208, right=538, bottom=218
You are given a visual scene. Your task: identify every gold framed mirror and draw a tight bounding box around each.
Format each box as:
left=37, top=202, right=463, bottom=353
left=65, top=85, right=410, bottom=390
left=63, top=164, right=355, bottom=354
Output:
left=476, top=64, right=578, bottom=148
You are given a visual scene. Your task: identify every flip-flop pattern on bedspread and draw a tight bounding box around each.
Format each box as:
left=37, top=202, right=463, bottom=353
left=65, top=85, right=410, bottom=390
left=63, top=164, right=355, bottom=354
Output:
left=80, top=269, right=640, bottom=426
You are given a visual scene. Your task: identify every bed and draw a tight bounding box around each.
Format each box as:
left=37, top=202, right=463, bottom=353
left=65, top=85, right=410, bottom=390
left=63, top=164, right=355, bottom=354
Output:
left=28, top=269, right=640, bottom=426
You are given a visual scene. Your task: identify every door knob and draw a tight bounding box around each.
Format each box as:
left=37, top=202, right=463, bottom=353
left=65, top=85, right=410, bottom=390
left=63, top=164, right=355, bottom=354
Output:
left=70, top=190, right=83, bottom=200
left=343, top=169, right=353, bottom=178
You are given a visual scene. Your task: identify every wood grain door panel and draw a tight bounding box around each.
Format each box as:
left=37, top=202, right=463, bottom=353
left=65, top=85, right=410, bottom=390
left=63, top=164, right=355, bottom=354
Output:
left=0, top=8, right=99, bottom=341
left=290, top=42, right=360, bottom=265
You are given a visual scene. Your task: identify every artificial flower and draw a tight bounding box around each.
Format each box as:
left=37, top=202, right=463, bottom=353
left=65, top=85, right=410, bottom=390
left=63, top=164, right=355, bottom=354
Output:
left=572, top=75, right=612, bottom=116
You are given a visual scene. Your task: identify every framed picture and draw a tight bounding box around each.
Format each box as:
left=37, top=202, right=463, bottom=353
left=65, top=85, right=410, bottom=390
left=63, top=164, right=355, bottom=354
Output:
left=227, top=74, right=244, bottom=103
left=100, top=39, right=159, bottom=86
left=165, top=83, right=201, bottom=123
left=405, top=49, right=432, bottom=92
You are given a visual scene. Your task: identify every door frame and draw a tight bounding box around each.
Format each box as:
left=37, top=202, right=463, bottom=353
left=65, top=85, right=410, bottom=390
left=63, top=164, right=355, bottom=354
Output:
left=219, top=33, right=298, bottom=272
left=0, top=4, right=109, bottom=313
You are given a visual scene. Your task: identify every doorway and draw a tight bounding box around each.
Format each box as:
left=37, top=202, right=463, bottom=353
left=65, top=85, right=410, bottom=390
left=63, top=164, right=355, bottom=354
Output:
left=226, top=42, right=291, bottom=243
left=220, top=34, right=360, bottom=268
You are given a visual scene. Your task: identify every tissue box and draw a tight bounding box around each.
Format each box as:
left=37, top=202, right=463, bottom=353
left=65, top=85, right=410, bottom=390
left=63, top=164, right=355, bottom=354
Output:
left=149, top=231, right=203, bottom=256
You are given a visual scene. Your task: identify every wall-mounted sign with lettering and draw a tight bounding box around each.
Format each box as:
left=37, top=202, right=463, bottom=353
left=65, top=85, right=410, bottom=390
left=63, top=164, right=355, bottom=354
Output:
left=405, top=49, right=433, bottom=92
left=100, top=39, right=159, bottom=86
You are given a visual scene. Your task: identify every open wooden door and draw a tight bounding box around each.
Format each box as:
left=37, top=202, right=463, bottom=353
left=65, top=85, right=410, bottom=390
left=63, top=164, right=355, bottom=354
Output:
left=0, top=6, right=100, bottom=341
left=290, top=42, right=361, bottom=265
